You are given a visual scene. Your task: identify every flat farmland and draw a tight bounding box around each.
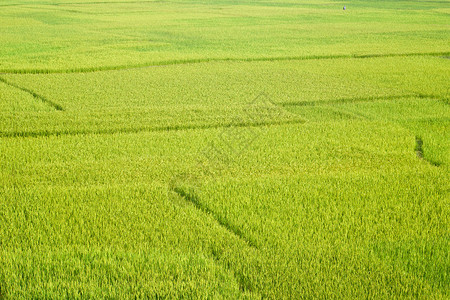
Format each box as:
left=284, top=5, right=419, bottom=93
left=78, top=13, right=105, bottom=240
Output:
left=0, top=0, right=449, bottom=298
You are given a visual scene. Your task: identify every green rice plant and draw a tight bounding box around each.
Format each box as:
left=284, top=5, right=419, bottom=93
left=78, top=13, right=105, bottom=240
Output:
left=0, top=0, right=449, bottom=298
left=0, top=0, right=448, bottom=72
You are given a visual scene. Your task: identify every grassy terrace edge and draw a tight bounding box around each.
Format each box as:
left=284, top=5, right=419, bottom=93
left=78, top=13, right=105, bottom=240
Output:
left=0, top=119, right=306, bottom=139
left=1, top=51, right=449, bottom=74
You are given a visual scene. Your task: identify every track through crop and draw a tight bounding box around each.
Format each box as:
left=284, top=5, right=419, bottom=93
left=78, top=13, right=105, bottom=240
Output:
left=1, top=52, right=448, bottom=75
left=0, top=77, right=63, bottom=111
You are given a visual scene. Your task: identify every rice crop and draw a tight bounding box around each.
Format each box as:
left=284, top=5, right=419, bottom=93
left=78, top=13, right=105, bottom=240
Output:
left=0, top=0, right=449, bottom=298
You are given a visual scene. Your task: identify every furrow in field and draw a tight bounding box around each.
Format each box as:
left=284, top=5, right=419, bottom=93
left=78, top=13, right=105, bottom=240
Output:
left=1, top=52, right=448, bottom=74
left=415, top=137, right=441, bottom=167
left=0, top=77, right=64, bottom=111
left=0, top=118, right=305, bottom=139
left=171, top=186, right=258, bottom=292
left=417, top=94, right=450, bottom=105
left=172, top=186, right=257, bottom=249
left=416, top=137, right=425, bottom=159
left=280, top=94, right=443, bottom=107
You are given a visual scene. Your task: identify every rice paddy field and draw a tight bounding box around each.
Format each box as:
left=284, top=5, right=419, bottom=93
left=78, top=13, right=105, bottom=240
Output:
left=0, top=0, right=449, bottom=298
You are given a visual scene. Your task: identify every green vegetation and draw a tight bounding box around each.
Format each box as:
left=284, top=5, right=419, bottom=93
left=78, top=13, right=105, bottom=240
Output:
left=1, top=0, right=449, bottom=298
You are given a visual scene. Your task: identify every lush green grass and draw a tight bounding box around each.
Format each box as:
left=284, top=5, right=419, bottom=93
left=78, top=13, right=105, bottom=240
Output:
left=1, top=56, right=448, bottom=137
left=1, top=0, right=449, bottom=298
left=0, top=0, right=449, bottom=72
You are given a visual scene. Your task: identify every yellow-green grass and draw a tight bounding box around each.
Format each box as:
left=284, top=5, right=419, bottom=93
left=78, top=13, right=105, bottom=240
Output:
left=1, top=56, right=448, bottom=137
left=0, top=0, right=449, bottom=298
left=1, top=120, right=448, bottom=298
left=0, top=0, right=449, bottom=72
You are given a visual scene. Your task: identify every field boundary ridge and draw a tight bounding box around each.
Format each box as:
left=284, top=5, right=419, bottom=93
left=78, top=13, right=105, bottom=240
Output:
left=0, top=51, right=448, bottom=75
left=0, top=76, right=64, bottom=111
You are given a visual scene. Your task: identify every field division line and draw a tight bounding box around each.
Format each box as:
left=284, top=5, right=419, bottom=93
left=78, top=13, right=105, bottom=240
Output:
left=171, top=187, right=258, bottom=294
left=0, top=118, right=305, bottom=139
left=280, top=94, right=442, bottom=107
left=169, top=183, right=259, bottom=293
left=0, top=77, right=64, bottom=111
left=1, top=51, right=448, bottom=74
left=415, top=137, right=440, bottom=167
left=172, top=186, right=258, bottom=250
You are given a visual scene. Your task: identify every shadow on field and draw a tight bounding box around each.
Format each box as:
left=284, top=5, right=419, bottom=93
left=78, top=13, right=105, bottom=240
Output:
left=0, top=76, right=64, bottom=111
left=171, top=185, right=258, bottom=250
left=415, top=137, right=441, bottom=167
